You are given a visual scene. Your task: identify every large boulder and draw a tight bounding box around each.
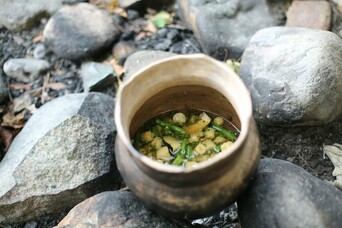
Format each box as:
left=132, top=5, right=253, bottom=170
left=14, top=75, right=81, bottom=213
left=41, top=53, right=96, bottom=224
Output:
left=177, top=0, right=281, bottom=59
left=240, top=27, right=342, bottom=125
left=0, top=93, right=120, bottom=224
left=57, top=191, right=191, bottom=227
left=238, top=158, right=342, bottom=228
left=43, top=3, right=120, bottom=60
left=0, top=0, right=84, bottom=31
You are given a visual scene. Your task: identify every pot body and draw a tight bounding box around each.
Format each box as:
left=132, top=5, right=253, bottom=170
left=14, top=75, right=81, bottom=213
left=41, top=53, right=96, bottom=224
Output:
left=114, top=54, right=260, bottom=219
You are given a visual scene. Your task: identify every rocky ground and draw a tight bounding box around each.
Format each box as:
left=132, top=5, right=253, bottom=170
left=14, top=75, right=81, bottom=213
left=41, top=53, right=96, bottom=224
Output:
left=0, top=0, right=342, bottom=228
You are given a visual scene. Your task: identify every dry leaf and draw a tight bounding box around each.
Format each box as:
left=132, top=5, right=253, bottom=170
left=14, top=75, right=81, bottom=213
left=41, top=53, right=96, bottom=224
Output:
left=0, top=127, right=19, bottom=152
left=145, top=19, right=157, bottom=34
left=113, top=7, right=128, bottom=18
left=32, top=35, right=45, bottom=43
left=1, top=110, right=26, bottom=129
left=46, top=82, right=67, bottom=90
left=9, top=83, right=31, bottom=91
left=13, top=93, right=32, bottom=113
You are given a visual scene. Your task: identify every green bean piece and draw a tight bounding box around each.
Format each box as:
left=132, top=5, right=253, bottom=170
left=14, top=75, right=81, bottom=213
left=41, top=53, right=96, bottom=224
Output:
left=186, top=144, right=193, bottom=160
left=172, top=153, right=184, bottom=166
left=211, top=123, right=236, bottom=141
left=156, top=119, right=187, bottom=138
left=213, top=145, right=221, bottom=153
left=152, top=126, right=162, bottom=137
left=172, top=139, right=187, bottom=166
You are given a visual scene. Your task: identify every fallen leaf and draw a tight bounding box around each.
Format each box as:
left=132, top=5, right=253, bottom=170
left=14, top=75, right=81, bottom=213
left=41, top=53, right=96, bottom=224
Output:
left=108, top=59, right=125, bottom=86
left=32, top=35, right=45, bottom=43
left=113, top=7, right=128, bottom=18
left=25, top=104, right=38, bottom=114
left=145, top=19, right=157, bottom=34
left=323, top=143, right=342, bottom=190
left=9, top=83, right=32, bottom=91
left=226, top=59, right=240, bottom=75
left=46, top=82, right=67, bottom=90
left=1, top=110, right=26, bottom=129
left=13, top=93, right=32, bottom=113
left=152, top=11, right=172, bottom=29
left=0, top=127, right=19, bottom=152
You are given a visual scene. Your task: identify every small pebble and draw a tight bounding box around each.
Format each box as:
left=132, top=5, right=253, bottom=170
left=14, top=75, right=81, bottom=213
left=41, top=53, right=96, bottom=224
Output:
left=154, top=39, right=172, bottom=50
left=126, top=9, right=139, bottom=20
left=166, top=29, right=179, bottom=41
left=33, top=44, right=46, bottom=59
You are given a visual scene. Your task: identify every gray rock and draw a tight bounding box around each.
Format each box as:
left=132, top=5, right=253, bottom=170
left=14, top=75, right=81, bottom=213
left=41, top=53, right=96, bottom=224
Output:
left=177, top=0, right=280, bottom=60
left=0, top=71, right=8, bottom=104
left=33, top=44, right=46, bottom=59
left=0, top=93, right=121, bottom=224
left=3, top=58, right=50, bottom=83
left=240, top=27, right=342, bottom=125
left=81, top=62, right=116, bottom=92
left=43, top=3, right=121, bottom=61
left=123, top=50, right=176, bottom=80
left=0, top=0, right=84, bottom=31
left=238, top=158, right=342, bottom=228
left=57, top=191, right=190, bottom=228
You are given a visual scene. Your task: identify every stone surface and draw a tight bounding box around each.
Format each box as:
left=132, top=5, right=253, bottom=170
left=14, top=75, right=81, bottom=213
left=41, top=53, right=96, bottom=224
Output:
left=177, top=0, right=280, bottom=59
left=240, top=27, right=342, bottom=125
left=0, top=0, right=84, bottom=31
left=3, top=58, right=50, bottom=83
left=81, top=62, right=116, bottom=92
left=123, top=50, right=176, bottom=80
left=43, top=3, right=120, bottom=60
left=0, top=71, right=8, bottom=104
left=33, top=44, right=46, bottom=59
left=324, top=144, right=342, bottom=190
left=238, top=158, right=342, bottom=228
left=57, top=191, right=190, bottom=228
left=0, top=93, right=120, bottom=224
left=286, top=1, right=331, bottom=30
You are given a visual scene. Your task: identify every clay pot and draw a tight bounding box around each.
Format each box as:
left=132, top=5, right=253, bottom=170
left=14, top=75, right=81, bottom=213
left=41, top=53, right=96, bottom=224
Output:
left=114, top=54, right=260, bottom=219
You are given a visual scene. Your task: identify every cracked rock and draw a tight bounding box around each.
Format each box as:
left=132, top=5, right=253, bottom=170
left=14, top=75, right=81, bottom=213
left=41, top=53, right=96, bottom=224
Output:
left=0, top=93, right=120, bottom=224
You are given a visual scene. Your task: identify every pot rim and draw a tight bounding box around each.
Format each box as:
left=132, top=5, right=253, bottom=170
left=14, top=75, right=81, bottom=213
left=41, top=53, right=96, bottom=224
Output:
left=115, top=53, right=253, bottom=174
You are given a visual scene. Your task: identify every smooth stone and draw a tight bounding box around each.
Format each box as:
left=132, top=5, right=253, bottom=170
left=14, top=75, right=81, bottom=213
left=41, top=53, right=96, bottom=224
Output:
left=81, top=62, right=116, bottom=92
left=0, top=0, right=84, bottom=31
left=0, top=71, right=8, bottom=104
left=57, top=191, right=191, bottom=227
left=123, top=50, right=176, bottom=80
left=3, top=58, right=50, bottom=83
left=43, top=3, right=120, bottom=61
left=286, top=1, right=331, bottom=30
left=238, top=158, right=342, bottom=228
left=177, top=0, right=280, bottom=59
left=33, top=44, right=46, bottom=59
left=240, top=27, right=342, bottom=125
left=0, top=93, right=121, bottom=224
left=324, top=144, right=342, bottom=190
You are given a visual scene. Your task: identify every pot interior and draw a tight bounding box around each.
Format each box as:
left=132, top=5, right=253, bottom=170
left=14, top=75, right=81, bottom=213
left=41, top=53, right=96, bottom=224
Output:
left=130, top=85, right=240, bottom=138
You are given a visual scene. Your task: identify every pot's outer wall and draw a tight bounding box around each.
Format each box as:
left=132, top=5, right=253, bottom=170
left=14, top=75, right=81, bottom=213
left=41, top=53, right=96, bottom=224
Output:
left=115, top=119, right=260, bottom=219
left=114, top=54, right=261, bottom=219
